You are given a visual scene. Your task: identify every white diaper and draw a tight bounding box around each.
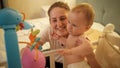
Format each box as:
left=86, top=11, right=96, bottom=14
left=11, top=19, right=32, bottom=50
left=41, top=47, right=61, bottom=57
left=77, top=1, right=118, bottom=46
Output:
left=67, top=61, right=91, bottom=68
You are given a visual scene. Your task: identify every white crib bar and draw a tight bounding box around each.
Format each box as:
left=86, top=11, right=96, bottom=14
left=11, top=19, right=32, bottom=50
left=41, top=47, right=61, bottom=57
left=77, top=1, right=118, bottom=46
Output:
left=43, top=49, right=65, bottom=68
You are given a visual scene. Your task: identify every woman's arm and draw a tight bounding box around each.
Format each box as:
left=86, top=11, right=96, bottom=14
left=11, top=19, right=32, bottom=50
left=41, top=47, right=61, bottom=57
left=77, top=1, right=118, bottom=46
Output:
left=86, top=52, right=101, bottom=68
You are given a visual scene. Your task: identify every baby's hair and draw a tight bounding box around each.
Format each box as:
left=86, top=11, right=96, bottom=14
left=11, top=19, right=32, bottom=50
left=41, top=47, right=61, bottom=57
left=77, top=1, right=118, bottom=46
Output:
left=71, top=3, right=95, bottom=26
left=48, top=1, right=70, bottom=16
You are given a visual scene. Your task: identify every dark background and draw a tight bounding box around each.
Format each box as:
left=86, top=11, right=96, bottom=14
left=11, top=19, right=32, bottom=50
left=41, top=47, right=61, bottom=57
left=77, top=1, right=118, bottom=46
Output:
left=0, top=0, right=4, bottom=9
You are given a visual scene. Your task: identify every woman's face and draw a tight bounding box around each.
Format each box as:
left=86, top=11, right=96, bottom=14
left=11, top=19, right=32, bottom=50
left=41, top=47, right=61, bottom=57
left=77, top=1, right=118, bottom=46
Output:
left=49, top=7, right=69, bottom=37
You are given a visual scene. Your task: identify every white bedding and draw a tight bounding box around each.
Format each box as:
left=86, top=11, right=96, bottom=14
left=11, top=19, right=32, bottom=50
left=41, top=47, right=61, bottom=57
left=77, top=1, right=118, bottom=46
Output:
left=0, top=17, right=104, bottom=64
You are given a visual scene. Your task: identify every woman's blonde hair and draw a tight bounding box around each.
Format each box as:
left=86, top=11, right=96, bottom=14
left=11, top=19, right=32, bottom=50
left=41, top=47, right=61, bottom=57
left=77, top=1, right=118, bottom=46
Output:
left=71, top=3, right=95, bottom=26
left=48, top=1, right=70, bottom=16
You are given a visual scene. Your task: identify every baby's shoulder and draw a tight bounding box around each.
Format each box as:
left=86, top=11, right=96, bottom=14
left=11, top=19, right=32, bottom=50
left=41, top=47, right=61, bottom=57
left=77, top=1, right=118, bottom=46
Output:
left=78, top=36, right=91, bottom=44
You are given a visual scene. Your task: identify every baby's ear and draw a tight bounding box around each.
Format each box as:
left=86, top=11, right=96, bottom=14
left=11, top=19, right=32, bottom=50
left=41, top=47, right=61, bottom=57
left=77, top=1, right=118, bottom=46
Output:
left=86, top=25, right=91, bottom=30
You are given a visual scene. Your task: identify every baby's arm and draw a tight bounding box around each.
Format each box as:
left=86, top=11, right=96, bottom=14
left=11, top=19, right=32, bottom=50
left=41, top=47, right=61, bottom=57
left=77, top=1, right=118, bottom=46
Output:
left=58, top=37, right=93, bottom=56
left=58, top=49, right=72, bottom=56
left=70, top=38, right=93, bottom=56
left=57, top=44, right=92, bottom=56
left=77, top=37, right=101, bottom=68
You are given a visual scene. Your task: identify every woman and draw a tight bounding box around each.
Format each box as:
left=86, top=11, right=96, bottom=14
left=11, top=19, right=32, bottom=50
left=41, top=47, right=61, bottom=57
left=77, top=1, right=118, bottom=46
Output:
left=37, top=1, right=70, bottom=68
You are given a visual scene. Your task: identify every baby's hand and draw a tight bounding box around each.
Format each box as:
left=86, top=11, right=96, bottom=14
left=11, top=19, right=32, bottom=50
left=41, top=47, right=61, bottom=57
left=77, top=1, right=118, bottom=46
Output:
left=57, top=49, right=72, bottom=56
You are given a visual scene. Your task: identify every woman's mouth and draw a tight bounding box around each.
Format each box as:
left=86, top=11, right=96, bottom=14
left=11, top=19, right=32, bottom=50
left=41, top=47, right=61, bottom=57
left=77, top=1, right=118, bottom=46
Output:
left=56, top=26, right=66, bottom=31
left=55, top=26, right=67, bottom=36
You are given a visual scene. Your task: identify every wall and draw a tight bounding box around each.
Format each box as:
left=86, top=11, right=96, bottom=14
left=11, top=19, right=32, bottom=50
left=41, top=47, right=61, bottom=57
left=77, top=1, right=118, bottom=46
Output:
left=76, top=0, right=120, bottom=34
left=57, top=0, right=76, bottom=8
left=6, top=0, right=55, bottom=19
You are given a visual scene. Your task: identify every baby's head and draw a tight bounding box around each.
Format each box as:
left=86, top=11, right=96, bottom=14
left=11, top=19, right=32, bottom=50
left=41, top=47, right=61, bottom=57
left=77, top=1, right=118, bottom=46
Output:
left=67, top=3, right=95, bottom=36
left=71, top=3, right=95, bottom=26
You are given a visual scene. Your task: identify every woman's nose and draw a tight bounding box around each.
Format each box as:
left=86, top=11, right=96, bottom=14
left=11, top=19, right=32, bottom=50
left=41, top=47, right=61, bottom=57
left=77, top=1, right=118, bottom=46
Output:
left=57, top=20, right=63, bottom=27
left=68, top=24, right=72, bottom=29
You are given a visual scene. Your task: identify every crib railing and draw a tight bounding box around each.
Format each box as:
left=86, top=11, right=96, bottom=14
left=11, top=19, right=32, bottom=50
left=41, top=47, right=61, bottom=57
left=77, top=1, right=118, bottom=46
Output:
left=43, top=49, right=66, bottom=68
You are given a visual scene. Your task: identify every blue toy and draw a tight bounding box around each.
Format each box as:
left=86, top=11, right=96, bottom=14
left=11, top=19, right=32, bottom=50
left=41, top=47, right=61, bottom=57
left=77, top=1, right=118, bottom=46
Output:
left=0, top=8, right=32, bottom=68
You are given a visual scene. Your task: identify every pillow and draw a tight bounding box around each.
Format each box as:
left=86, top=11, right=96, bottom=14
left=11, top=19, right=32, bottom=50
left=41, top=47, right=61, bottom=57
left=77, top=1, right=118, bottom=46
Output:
left=85, top=28, right=102, bottom=49
left=41, top=5, right=50, bottom=17
left=85, top=28, right=102, bottom=42
left=95, top=23, right=120, bottom=68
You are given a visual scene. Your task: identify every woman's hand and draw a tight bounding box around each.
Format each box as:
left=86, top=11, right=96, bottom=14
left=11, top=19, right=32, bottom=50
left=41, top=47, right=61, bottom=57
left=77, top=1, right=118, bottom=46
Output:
left=51, top=31, right=67, bottom=45
left=51, top=31, right=60, bottom=40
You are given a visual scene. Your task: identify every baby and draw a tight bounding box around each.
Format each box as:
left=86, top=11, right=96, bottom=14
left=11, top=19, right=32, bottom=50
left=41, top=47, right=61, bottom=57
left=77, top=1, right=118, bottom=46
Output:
left=56, top=3, right=101, bottom=68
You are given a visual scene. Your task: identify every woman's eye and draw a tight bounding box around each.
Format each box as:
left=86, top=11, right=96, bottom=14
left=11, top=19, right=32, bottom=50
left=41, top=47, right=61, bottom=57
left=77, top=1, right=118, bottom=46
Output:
left=60, top=18, right=65, bottom=21
left=60, top=17, right=66, bottom=21
left=72, top=24, right=76, bottom=27
left=52, top=19, right=57, bottom=22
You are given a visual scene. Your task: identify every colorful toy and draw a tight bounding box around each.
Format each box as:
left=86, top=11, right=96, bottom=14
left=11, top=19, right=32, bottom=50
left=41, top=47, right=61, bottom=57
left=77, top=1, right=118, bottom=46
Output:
left=21, top=45, right=45, bottom=68
left=0, top=8, right=32, bottom=68
left=20, top=29, right=46, bottom=68
left=0, top=8, right=46, bottom=68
